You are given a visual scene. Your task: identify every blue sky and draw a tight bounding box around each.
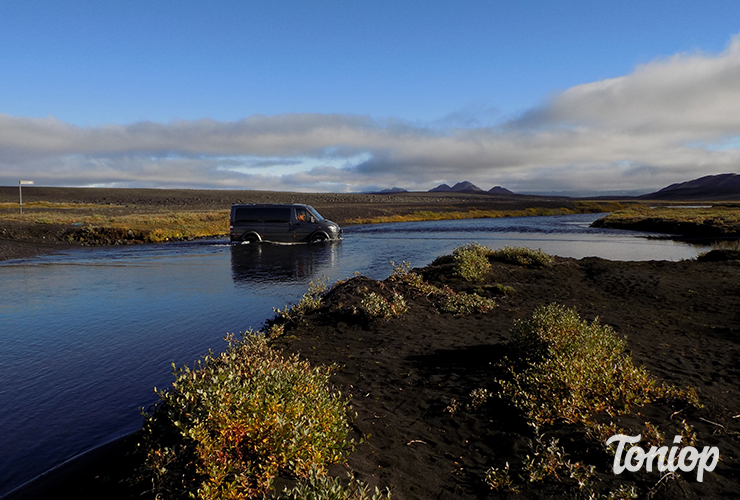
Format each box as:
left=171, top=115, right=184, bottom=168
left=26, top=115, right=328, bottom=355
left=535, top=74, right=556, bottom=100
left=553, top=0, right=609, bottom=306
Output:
left=2, top=1, right=740, bottom=194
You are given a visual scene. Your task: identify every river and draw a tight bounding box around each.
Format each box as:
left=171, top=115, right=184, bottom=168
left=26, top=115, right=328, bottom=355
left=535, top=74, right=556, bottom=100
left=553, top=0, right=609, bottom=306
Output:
left=0, top=213, right=708, bottom=495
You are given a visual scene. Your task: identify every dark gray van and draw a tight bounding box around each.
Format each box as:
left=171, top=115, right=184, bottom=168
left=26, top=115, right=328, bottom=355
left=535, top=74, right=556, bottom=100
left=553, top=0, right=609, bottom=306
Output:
left=229, top=204, right=342, bottom=243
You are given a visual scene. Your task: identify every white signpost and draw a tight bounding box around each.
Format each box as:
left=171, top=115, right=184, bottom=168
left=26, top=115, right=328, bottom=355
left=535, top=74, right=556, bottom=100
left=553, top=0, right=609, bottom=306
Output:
left=19, top=180, right=34, bottom=215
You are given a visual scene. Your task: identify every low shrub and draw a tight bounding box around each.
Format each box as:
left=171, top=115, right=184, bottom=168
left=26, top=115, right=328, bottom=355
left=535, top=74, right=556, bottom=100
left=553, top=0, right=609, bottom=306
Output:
left=487, top=304, right=700, bottom=496
left=273, top=468, right=392, bottom=499
left=387, top=259, right=497, bottom=315
left=484, top=462, right=518, bottom=492
left=498, top=303, right=699, bottom=426
left=476, top=284, right=516, bottom=296
left=450, top=243, right=553, bottom=280
left=452, top=242, right=492, bottom=281
left=388, top=261, right=438, bottom=295
left=489, top=246, right=553, bottom=267
left=711, top=239, right=740, bottom=251
left=360, top=291, right=409, bottom=319
left=273, top=277, right=329, bottom=321
left=437, top=289, right=496, bottom=315
left=140, top=333, right=354, bottom=500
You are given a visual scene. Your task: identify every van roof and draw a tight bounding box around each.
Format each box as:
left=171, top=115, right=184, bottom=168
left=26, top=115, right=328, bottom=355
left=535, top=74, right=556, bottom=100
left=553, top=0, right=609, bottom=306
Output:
left=230, top=203, right=311, bottom=209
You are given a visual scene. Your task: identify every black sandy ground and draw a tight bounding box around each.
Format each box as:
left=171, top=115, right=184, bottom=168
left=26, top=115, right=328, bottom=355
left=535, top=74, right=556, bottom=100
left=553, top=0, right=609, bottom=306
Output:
left=6, top=252, right=740, bottom=499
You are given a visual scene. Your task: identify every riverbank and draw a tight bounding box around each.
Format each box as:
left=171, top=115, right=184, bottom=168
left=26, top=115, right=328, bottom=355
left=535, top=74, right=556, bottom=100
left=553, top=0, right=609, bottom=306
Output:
left=7, top=247, right=739, bottom=499
left=0, top=186, right=625, bottom=261
left=592, top=204, right=740, bottom=239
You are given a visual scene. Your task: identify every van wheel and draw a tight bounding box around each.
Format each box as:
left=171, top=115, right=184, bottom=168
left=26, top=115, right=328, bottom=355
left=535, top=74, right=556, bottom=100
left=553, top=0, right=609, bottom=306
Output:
left=242, top=234, right=260, bottom=244
left=310, top=233, right=328, bottom=243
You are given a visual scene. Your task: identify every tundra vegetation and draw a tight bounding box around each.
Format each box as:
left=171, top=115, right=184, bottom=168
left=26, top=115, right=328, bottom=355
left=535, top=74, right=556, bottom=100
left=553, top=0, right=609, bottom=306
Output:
left=485, top=303, right=701, bottom=497
left=450, top=242, right=553, bottom=282
left=0, top=198, right=624, bottom=246
left=593, top=205, right=740, bottom=238
left=137, top=248, right=515, bottom=498
left=0, top=201, right=229, bottom=243
left=345, top=201, right=625, bottom=225
left=139, top=333, right=390, bottom=500
left=138, top=245, right=715, bottom=499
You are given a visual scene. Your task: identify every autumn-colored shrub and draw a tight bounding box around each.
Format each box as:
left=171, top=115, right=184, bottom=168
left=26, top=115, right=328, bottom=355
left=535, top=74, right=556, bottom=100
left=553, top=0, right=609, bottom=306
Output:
left=140, top=333, right=353, bottom=499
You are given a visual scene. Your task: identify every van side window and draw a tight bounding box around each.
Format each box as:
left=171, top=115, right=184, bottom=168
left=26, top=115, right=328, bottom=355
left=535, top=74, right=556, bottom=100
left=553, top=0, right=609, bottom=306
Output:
left=234, top=207, right=291, bottom=223
left=295, top=208, right=309, bottom=223
left=234, top=208, right=259, bottom=223
left=264, top=208, right=291, bottom=223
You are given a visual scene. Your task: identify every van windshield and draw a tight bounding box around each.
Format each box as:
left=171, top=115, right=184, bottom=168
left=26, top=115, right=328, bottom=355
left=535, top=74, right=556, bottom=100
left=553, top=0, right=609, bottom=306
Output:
left=306, top=206, right=324, bottom=221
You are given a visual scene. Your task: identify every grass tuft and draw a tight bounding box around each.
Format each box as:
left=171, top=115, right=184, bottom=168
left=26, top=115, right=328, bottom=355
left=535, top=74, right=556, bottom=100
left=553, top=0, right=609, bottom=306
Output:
left=489, top=246, right=554, bottom=267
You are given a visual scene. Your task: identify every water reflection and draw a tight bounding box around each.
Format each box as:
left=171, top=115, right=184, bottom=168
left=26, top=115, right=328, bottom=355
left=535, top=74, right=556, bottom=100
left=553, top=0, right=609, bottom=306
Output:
left=230, top=241, right=340, bottom=284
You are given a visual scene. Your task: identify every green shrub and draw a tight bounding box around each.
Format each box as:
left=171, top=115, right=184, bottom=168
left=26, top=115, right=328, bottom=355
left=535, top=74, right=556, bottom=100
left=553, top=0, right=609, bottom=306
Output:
left=437, top=289, right=496, bottom=315
left=468, top=388, right=492, bottom=409
left=388, top=261, right=438, bottom=295
left=452, top=242, right=492, bottom=281
left=524, top=432, right=595, bottom=487
left=476, top=284, right=516, bottom=296
left=498, top=304, right=697, bottom=425
left=274, top=277, right=329, bottom=321
left=450, top=244, right=553, bottom=279
left=711, top=239, right=740, bottom=251
left=489, top=246, right=553, bottom=267
left=360, top=291, right=409, bottom=319
left=388, top=260, right=497, bottom=316
left=140, top=333, right=353, bottom=499
left=488, top=304, right=700, bottom=496
left=484, top=462, right=518, bottom=492
left=273, top=468, right=391, bottom=499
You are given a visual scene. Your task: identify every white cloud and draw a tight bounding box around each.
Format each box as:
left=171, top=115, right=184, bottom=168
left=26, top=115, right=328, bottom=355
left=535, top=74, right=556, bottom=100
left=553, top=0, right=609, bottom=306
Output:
left=2, top=34, right=740, bottom=194
left=524, top=33, right=740, bottom=140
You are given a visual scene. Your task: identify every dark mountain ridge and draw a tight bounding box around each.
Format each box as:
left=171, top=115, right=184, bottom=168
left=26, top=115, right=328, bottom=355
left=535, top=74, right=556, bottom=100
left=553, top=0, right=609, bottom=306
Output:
left=488, top=185, right=515, bottom=196
left=641, top=173, right=740, bottom=200
left=429, top=181, right=485, bottom=193
left=428, top=180, right=514, bottom=194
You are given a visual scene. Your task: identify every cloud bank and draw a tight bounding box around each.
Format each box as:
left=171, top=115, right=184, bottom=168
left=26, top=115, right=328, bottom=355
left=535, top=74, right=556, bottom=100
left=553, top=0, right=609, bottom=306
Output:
left=3, top=35, right=740, bottom=194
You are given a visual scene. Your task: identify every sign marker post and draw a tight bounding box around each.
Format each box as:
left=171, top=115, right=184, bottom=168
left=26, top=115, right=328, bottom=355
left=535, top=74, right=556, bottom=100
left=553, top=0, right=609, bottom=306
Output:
left=19, top=180, right=34, bottom=215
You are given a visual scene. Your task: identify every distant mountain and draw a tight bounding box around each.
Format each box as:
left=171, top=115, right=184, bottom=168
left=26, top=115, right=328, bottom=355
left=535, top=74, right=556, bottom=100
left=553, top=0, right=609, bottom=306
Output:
left=429, top=183, right=452, bottom=192
left=428, top=181, right=484, bottom=193
left=488, top=185, right=515, bottom=196
left=375, top=187, right=408, bottom=194
left=451, top=181, right=485, bottom=192
left=641, top=173, right=740, bottom=200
